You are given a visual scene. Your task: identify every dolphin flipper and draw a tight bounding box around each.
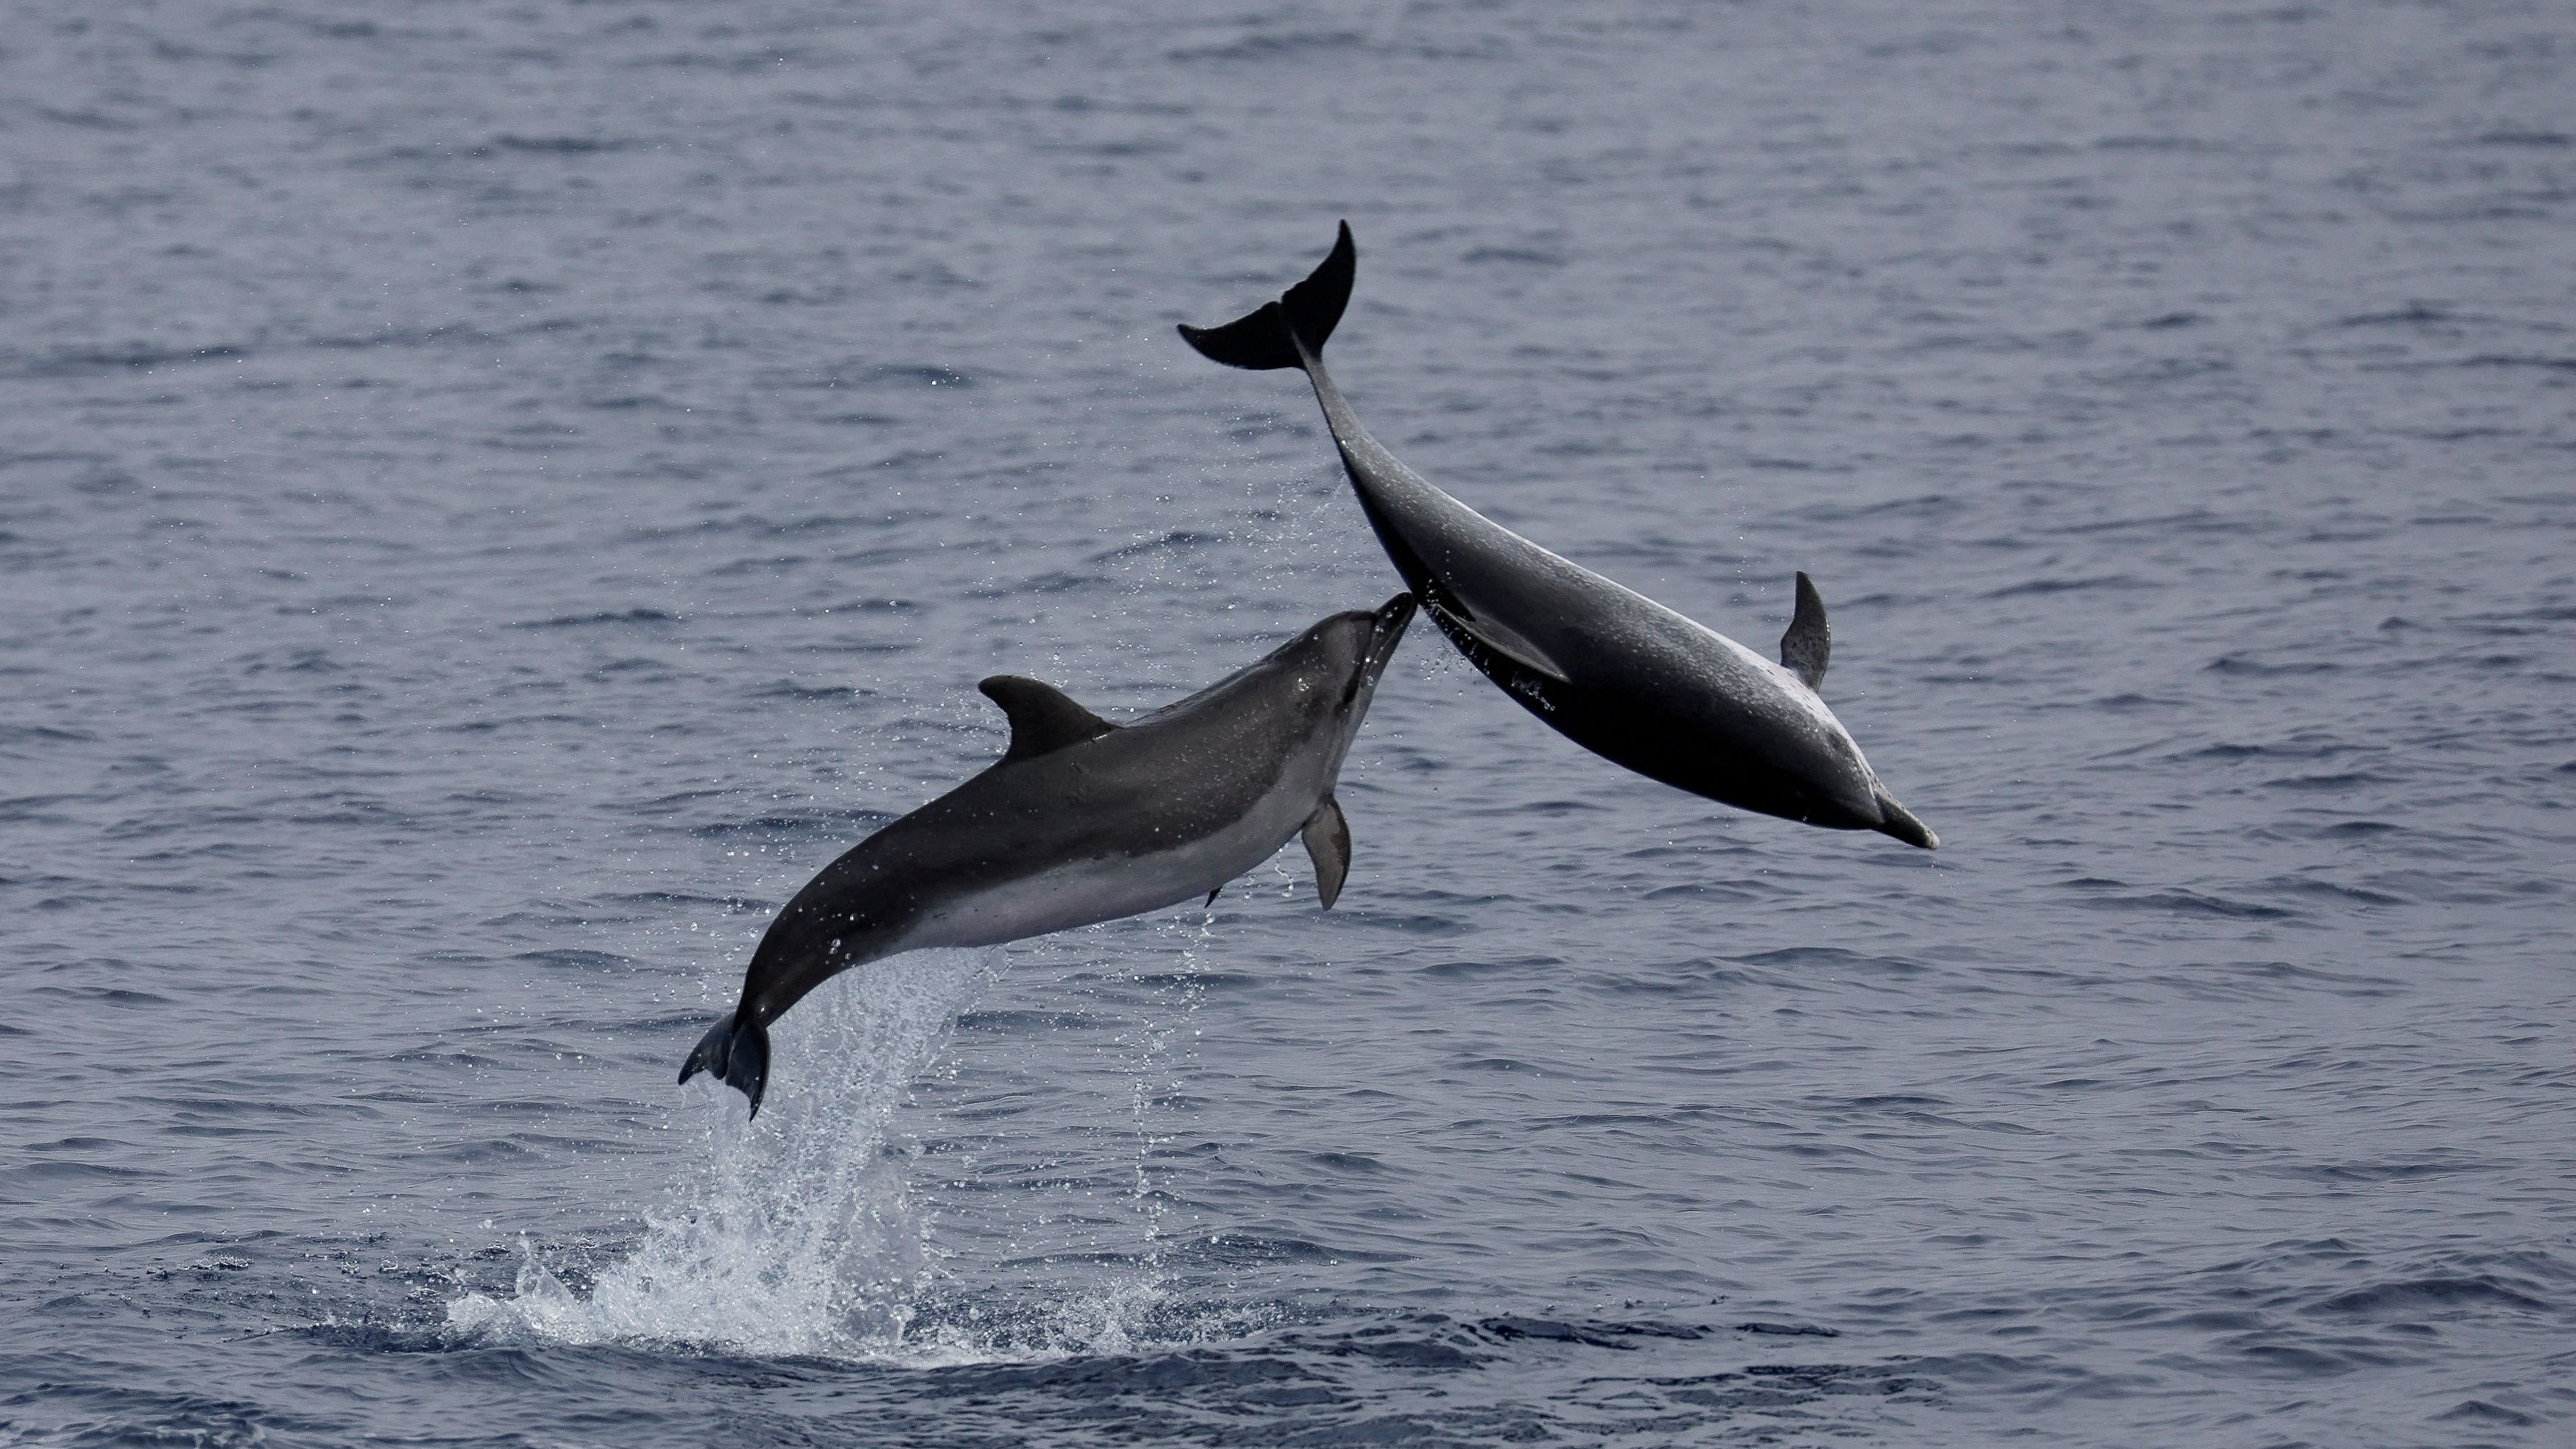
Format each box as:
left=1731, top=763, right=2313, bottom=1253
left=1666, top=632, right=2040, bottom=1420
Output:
left=1873, top=791, right=1939, bottom=849
left=1178, top=222, right=1357, bottom=372
left=679, top=1012, right=773, bottom=1118
left=1302, top=796, right=1351, bottom=909
left=1423, top=595, right=1571, bottom=688
left=1780, top=572, right=1830, bottom=690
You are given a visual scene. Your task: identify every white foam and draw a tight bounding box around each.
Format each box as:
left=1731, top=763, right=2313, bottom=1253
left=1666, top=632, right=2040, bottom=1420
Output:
left=445, top=929, right=1276, bottom=1365
left=450, top=949, right=1011, bottom=1360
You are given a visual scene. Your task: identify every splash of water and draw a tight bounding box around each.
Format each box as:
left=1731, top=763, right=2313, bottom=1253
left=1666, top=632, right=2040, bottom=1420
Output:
left=1122, top=908, right=1218, bottom=1272
left=448, top=949, right=1000, bottom=1358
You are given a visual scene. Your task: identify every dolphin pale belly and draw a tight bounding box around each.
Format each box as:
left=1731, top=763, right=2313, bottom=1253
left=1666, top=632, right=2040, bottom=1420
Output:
left=679, top=595, right=1416, bottom=1116
left=1181, top=224, right=1935, bottom=852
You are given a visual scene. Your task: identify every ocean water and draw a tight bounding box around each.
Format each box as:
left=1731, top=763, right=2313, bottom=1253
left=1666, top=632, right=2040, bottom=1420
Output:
left=4, top=1, right=2572, bottom=1444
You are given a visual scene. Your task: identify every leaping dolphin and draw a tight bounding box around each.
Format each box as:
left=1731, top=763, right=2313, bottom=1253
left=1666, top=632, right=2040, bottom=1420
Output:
left=1180, top=224, right=1933, bottom=850
left=681, top=595, right=1416, bottom=1116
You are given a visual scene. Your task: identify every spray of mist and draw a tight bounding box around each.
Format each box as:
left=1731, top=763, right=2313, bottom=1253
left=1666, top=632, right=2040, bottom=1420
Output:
left=447, top=949, right=997, bottom=1358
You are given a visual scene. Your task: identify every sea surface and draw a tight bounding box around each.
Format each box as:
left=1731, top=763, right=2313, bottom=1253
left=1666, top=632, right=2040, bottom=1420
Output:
left=4, top=2, right=2572, bottom=1445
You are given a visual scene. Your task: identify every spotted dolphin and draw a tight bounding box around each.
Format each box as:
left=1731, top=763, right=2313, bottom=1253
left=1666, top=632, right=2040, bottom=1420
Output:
left=680, top=595, right=1416, bottom=1116
left=1180, top=224, right=1933, bottom=849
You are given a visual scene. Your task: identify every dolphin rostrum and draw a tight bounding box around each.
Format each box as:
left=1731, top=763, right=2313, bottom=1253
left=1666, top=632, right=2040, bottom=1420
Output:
left=680, top=595, right=1417, bottom=1116
left=1180, top=224, right=1934, bottom=850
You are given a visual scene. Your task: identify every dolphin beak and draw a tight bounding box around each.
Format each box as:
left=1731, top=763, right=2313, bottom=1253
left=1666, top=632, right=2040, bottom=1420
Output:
left=1365, top=592, right=1418, bottom=675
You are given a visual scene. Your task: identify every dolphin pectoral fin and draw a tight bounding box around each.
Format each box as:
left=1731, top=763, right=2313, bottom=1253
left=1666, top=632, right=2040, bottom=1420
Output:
left=679, top=1012, right=774, bottom=1119
left=1302, top=796, right=1352, bottom=910
left=1178, top=222, right=1357, bottom=372
left=1205, top=885, right=1222, bottom=908
left=1780, top=572, right=1830, bottom=691
left=1872, top=790, right=1938, bottom=850
left=1423, top=595, right=1572, bottom=687
left=979, top=676, right=1115, bottom=763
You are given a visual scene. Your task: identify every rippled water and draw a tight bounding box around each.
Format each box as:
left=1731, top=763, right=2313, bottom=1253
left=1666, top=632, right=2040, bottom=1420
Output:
left=5, top=1, right=2572, bottom=1445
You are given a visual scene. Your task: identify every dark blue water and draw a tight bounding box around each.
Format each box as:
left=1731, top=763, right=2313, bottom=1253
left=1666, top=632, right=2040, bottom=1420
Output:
left=5, top=2, right=2572, bottom=1444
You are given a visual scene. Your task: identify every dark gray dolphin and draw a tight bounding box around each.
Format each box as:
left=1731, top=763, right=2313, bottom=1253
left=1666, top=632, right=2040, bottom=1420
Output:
left=1180, top=224, right=1933, bottom=849
left=680, top=595, right=1416, bottom=1116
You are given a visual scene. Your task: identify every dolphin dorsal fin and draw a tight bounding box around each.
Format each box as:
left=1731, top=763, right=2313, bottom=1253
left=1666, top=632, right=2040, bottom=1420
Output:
left=978, top=676, right=1114, bottom=762
left=1780, top=572, right=1830, bottom=690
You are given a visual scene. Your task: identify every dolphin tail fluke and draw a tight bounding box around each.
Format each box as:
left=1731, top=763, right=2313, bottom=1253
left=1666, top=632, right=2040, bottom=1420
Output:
left=1872, top=790, right=1939, bottom=850
left=1178, top=220, right=1356, bottom=371
left=678, top=1011, right=773, bottom=1118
